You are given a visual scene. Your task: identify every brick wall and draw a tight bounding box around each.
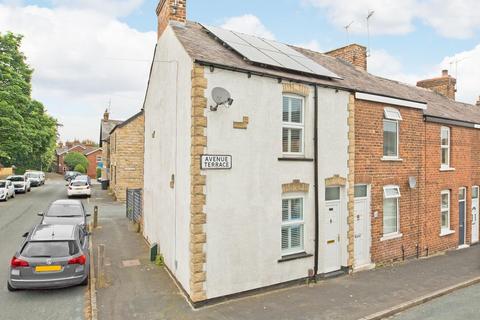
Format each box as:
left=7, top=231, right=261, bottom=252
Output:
left=424, top=122, right=480, bottom=254
left=85, top=149, right=102, bottom=178
left=417, top=70, right=456, bottom=100
left=109, top=112, right=144, bottom=202
left=156, top=0, right=186, bottom=38
left=354, top=99, right=425, bottom=263
left=325, top=44, right=367, bottom=71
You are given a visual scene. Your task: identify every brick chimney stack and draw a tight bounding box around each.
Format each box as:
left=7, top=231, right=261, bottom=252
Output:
left=417, top=70, right=457, bottom=100
left=156, top=0, right=186, bottom=39
left=103, top=109, right=109, bottom=121
left=325, top=44, right=367, bottom=71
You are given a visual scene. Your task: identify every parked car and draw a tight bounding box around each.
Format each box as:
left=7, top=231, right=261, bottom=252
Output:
left=39, top=199, right=89, bottom=227
left=7, top=224, right=89, bottom=291
left=25, top=171, right=45, bottom=186
left=64, top=171, right=81, bottom=181
left=0, top=180, right=15, bottom=201
left=25, top=172, right=42, bottom=187
left=73, top=175, right=91, bottom=185
left=6, top=175, right=31, bottom=193
left=67, top=180, right=91, bottom=198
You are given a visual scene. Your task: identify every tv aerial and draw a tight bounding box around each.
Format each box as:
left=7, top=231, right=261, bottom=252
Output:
left=210, top=87, right=234, bottom=111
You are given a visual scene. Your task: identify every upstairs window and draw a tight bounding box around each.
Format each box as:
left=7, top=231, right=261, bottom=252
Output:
left=282, top=95, right=304, bottom=155
left=441, top=127, right=450, bottom=168
left=440, top=190, right=450, bottom=231
left=383, top=107, right=401, bottom=158
left=281, top=197, right=304, bottom=255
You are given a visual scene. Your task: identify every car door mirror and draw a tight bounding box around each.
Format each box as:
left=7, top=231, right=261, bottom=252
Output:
left=37, top=212, right=44, bottom=216
left=86, top=213, right=91, bottom=217
left=22, top=232, right=29, bottom=238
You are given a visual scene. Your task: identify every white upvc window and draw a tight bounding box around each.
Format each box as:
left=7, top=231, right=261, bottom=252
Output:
left=383, top=185, right=400, bottom=236
left=282, top=95, right=304, bottom=155
left=281, top=197, right=304, bottom=255
left=441, top=126, right=450, bottom=168
left=441, top=190, right=450, bottom=232
left=383, top=107, right=401, bottom=159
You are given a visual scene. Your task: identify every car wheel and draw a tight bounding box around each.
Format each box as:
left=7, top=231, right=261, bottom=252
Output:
left=12, top=192, right=15, bottom=199
left=7, top=282, right=17, bottom=292
left=80, top=275, right=89, bottom=286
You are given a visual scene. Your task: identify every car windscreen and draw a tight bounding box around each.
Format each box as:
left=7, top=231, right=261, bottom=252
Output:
left=21, top=241, right=78, bottom=258
left=71, top=180, right=88, bottom=186
left=26, top=173, right=40, bottom=178
left=0, top=182, right=5, bottom=188
left=8, top=176, right=24, bottom=182
left=46, top=204, right=83, bottom=217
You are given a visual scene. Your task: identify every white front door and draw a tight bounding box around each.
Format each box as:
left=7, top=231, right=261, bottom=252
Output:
left=472, top=186, right=479, bottom=243
left=354, top=185, right=371, bottom=268
left=324, top=187, right=341, bottom=273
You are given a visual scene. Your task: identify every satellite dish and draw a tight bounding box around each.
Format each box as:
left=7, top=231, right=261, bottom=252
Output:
left=211, top=87, right=234, bottom=111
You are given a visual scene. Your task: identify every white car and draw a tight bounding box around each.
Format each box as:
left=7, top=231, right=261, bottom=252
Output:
left=25, top=171, right=45, bottom=186
left=0, top=180, right=15, bottom=201
left=6, top=175, right=31, bottom=193
left=67, top=179, right=91, bottom=198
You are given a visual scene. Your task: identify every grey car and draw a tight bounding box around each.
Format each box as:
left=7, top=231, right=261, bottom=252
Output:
left=7, top=224, right=89, bottom=291
left=39, top=199, right=90, bottom=227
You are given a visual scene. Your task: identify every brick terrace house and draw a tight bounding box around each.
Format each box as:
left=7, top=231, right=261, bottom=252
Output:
left=107, top=110, right=144, bottom=202
left=55, top=142, right=102, bottom=178
left=99, top=110, right=123, bottom=182
left=141, top=0, right=480, bottom=305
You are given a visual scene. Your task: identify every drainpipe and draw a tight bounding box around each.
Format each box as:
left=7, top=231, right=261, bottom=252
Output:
left=313, top=85, right=320, bottom=280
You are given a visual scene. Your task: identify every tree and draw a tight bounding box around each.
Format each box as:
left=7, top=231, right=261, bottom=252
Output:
left=74, top=164, right=86, bottom=174
left=64, top=152, right=89, bottom=171
left=0, top=32, right=57, bottom=170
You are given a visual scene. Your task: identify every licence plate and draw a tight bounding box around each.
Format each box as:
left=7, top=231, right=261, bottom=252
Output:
left=35, top=265, right=62, bottom=272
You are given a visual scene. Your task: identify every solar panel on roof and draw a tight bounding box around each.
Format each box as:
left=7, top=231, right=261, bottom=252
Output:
left=202, top=24, right=341, bottom=79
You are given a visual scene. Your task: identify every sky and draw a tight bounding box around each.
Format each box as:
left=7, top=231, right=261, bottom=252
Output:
left=1, top=0, right=480, bottom=141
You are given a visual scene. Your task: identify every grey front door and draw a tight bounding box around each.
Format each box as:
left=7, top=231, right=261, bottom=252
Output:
left=459, top=187, right=466, bottom=246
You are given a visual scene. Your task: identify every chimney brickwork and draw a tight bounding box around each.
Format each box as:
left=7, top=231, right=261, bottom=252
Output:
left=417, top=70, right=457, bottom=100
left=103, top=109, right=109, bottom=121
left=156, top=0, right=186, bottom=39
left=325, top=44, right=367, bottom=71
left=476, top=96, right=480, bottom=107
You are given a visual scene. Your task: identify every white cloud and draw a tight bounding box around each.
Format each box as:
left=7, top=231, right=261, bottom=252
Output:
left=220, top=14, right=276, bottom=40
left=304, top=0, right=480, bottom=38
left=0, top=4, right=156, bottom=141
left=438, top=44, right=480, bottom=103
left=52, top=0, right=145, bottom=17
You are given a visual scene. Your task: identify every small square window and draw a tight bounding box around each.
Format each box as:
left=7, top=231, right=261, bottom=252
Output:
left=383, top=185, right=401, bottom=199
left=325, top=187, right=340, bottom=201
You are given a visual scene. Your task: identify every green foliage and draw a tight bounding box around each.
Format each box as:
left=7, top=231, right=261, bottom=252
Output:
left=64, top=152, right=89, bottom=171
left=0, top=32, right=57, bottom=170
left=96, top=167, right=101, bottom=178
left=74, top=164, right=86, bottom=174
left=155, top=254, right=164, bottom=266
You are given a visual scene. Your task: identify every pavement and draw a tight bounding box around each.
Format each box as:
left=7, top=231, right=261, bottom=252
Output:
left=90, top=185, right=480, bottom=320
left=0, top=174, right=86, bottom=320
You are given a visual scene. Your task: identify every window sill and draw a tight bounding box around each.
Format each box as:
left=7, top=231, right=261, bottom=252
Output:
left=439, top=167, right=455, bottom=172
left=440, top=229, right=455, bottom=237
left=278, top=252, right=313, bottom=263
left=380, top=233, right=403, bottom=241
left=278, top=157, right=314, bottom=162
left=381, top=157, right=403, bottom=162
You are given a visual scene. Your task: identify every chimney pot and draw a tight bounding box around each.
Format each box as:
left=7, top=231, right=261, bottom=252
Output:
left=103, top=109, right=109, bottom=121
left=476, top=96, right=480, bottom=107
left=442, top=69, right=449, bottom=77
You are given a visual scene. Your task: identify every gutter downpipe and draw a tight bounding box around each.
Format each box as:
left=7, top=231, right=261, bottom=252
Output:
left=313, top=85, right=320, bottom=281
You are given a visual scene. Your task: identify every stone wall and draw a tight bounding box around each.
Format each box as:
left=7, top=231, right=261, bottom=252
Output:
left=109, top=112, right=145, bottom=202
